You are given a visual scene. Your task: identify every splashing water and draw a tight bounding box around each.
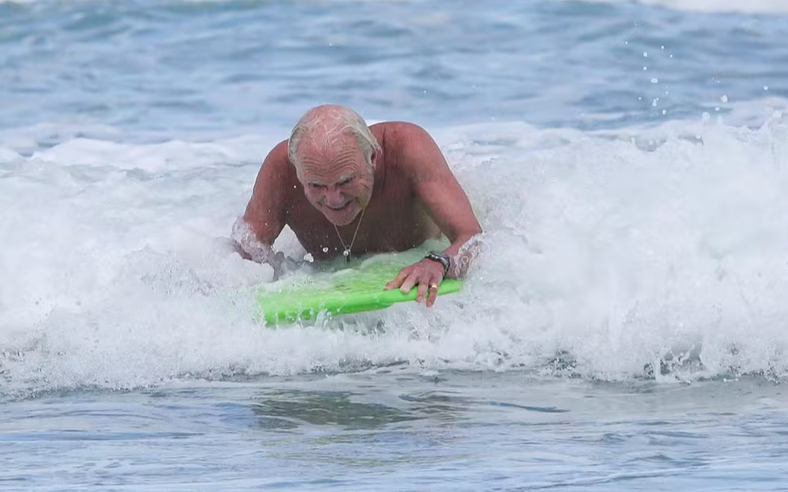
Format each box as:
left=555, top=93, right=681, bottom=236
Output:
left=2, top=112, right=788, bottom=398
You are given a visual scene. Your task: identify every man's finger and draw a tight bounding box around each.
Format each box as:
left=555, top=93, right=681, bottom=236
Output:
left=385, top=268, right=410, bottom=290
left=416, top=277, right=429, bottom=304
left=426, top=277, right=440, bottom=307
left=399, top=271, right=419, bottom=294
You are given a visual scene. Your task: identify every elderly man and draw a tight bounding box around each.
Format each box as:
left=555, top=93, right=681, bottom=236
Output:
left=233, top=105, right=481, bottom=307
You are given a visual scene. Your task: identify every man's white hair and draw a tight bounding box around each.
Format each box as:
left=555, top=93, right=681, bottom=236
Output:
left=287, top=105, right=381, bottom=174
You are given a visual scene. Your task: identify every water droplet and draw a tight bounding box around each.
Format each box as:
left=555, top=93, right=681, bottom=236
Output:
left=661, top=45, right=665, bottom=50
left=650, top=78, right=659, bottom=84
left=322, top=247, right=329, bottom=253
left=643, top=51, right=648, bottom=57
left=652, top=98, right=659, bottom=107
left=638, top=97, right=642, bottom=101
left=764, top=86, right=769, bottom=91
left=721, top=95, right=728, bottom=103
left=643, top=66, right=648, bottom=71
left=662, top=109, right=666, bottom=115
left=669, top=54, right=673, bottom=58
left=715, top=107, right=720, bottom=112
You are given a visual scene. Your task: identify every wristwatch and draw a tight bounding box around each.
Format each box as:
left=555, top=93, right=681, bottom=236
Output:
left=425, top=251, right=451, bottom=278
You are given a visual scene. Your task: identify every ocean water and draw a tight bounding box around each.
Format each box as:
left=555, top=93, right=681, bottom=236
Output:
left=2, top=0, right=788, bottom=489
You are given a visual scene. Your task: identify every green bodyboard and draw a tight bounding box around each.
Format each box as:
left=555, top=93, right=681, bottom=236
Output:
left=256, top=260, right=462, bottom=325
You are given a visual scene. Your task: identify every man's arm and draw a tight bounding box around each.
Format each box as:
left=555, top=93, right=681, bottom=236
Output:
left=232, top=141, right=289, bottom=271
left=384, top=123, right=482, bottom=305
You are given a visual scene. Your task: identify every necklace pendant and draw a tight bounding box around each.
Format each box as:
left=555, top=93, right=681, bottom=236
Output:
left=333, top=207, right=365, bottom=265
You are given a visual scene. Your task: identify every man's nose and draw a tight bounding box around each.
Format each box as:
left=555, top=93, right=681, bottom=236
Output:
left=324, top=187, right=345, bottom=207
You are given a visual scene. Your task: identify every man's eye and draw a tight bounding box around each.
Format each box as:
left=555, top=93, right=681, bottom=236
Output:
left=309, top=183, right=324, bottom=189
left=339, top=177, right=354, bottom=185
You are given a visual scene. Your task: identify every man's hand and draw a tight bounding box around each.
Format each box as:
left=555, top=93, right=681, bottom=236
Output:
left=385, top=259, right=445, bottom=307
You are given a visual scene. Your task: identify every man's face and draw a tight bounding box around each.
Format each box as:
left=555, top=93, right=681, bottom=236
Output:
left=297, top=138, right=375, bottom=226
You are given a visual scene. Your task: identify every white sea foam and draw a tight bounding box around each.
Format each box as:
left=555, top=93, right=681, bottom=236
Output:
left=2, top=109, right=788, bottom=397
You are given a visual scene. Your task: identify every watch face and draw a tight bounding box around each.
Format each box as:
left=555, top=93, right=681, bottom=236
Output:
left=430, top=251, right=448, bottom=261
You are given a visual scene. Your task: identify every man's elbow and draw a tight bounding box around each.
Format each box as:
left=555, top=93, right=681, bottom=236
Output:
left=231, top=216, right=273, bottom=264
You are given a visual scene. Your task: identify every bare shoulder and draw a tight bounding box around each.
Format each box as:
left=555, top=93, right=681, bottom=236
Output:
left=373, top=121, right=436, bottom=147
left=247, top=140, right=296, bottom=220
left=372, top=122, right=444, bottom=174
left=253, top=139, right=298, bottom=190
left=265, top=139, right=292, bottom=173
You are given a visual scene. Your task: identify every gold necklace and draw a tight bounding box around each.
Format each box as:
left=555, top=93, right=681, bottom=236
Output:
left=333, top=207, right=366, bottom=262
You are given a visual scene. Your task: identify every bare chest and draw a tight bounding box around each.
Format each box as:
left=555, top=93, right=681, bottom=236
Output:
left=286, top=192, right=439, bottom=261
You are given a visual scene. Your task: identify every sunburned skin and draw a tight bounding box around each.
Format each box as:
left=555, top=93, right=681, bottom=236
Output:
left=284, top=129, right=442, bottom=260
left=238, top=105, right=482, bottom=307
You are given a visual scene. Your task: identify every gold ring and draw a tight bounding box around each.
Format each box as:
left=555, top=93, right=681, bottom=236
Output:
left=429, top=283, right=438, bottom=290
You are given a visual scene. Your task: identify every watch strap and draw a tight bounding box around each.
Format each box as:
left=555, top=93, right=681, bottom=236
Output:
left=425, top=251, right=451, bottom=278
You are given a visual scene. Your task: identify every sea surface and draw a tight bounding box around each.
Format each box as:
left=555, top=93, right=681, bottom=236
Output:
left=2, top=0, right=788, bottom=490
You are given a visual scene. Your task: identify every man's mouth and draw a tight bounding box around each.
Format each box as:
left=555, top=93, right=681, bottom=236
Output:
left=325, top=201, right=352, bottom=211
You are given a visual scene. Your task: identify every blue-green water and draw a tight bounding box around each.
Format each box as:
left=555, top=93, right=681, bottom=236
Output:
left=2, top=0, right=788, bottom=489
left=4, top=374, right=788, bottom=491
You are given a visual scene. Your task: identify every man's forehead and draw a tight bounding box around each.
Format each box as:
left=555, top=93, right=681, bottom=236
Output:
left=300, top=133, right=359, bottom=158
left=303, top=171, right=355, bottom=184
